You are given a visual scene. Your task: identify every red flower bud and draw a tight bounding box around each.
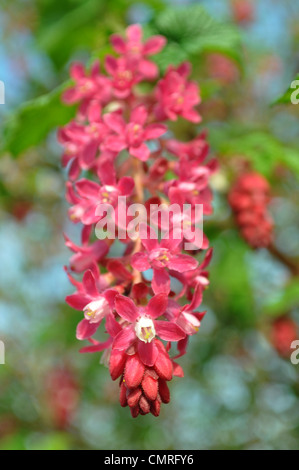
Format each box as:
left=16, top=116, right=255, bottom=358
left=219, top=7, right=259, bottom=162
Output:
left=158, top=379, right=170, bottom=404
left=124, top=354, right=145, bottom=389
left=109, top=349, right=127, bottom=381
left=119, top=381, right=127, bottom=407
left=150, top=398, right=161, bottom=417
left=142, top=373, right=158, bottom=401
left=127, top=387, right=142, bottom=408
left=130, top=406, right=140, bottom=418
left=139, top=395, right=150, bottom=414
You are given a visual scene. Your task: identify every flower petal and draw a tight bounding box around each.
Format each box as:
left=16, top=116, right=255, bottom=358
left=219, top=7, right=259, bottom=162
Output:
left=144, top=123, right=167, bottom=140
left=131, top=252, right=151, bottom=272
left=103, top=111, right=126, bottom=134
left=97, top=157, right=116, bottom=186
left=168, top=254, right=198, bottom=273
left=80, top=141, right=98, bottom=169
left=129, top=143, right=150, bottom=161
left=182, top=108, right=202, bottom=124
left=104, top=135, right=127, bottom=152
left=105, top=55, right=118, bottom=75
left=126, top=24, right=142, bottom=42
left=65, top=294, right=91, bottom=310
left=144, top=36, right=166, bottom=55
left=105, top=313, right=122, bottom=337
left=76, top=319, right=99, bottom=340
left=147, top=293, right=168, bottom=319
left=113, top=325, right=136, bottom=350
left=118, top=176, right=135, bottom=196
left=75, top=179, right=100, bottom=199
left=131, top=106, right=148, bottom=125
left=107, top=259, right=132, bottom=281
left=62, top=87, right=81, bottom=104
left=138, top=341, right=158, bottom=367
left=155, top=320, right=186, bottom=342
left=114, top=295, right=139, bottom=322
left=80, top=338, right=112, bottom=353
left=68, top=157, right=81, bottom=180
left=70, top=62, right=85, bottom=80
left=139, top=59, right=158, bottom=79
left=110, top=34, right=126, bottom=54
left=139, top=223, right=159, bottom=252
left=152, top=268, right=170, bottom=295
left=82, top=270, right=99, bottom=297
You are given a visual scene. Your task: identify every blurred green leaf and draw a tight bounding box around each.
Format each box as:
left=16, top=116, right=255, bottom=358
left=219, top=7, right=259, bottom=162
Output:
left=152, top=43, right=189, bottom=71
left=209, top=233, right=256, bottom=328
left=264, top=277, right=299, bottom=316
left=1, top=83, right=76, bottom=157
left=36, top=0, right=108, bottom=68
left=210, top=126, right=299, bottom=179
left=35, top=0, right=166, bottom=68
left=0, top=433, right=26, bottom=451
left=152, top=5, right=242, bottom=69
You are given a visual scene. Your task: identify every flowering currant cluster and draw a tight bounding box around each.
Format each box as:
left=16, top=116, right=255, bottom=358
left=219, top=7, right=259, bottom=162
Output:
left=228, top=172, right=273, bottom=249
left=60, top=25, right=216, bottom=417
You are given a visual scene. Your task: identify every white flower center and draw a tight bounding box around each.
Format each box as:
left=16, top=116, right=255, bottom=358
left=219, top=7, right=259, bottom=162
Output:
left=135, top=317, right=156, bottom=343
left=84, top=297, right=110, bottom=324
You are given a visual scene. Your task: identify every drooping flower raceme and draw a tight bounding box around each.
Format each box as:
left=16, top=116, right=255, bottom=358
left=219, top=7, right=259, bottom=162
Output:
left=60, top=24, right=216, bottom=417
left=228, top=172, right=273, bottom=249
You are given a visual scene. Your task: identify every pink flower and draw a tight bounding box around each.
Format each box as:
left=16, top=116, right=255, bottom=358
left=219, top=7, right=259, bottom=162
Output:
left=63, top=61, right=111, bottom=106
left=113, top=294, right=185, bottom=366
left=165, top=285, right=206, bottom=336
left=171, top=248, right=213, bottom=300
left=58, top=103, right=111, bottom=178
left=166, top=159, right=214, bottom=216
left=104, top=106, right=167, bottom=161
left=166, top=133, right=209, bottom=164
left=66, top=268, right=117, bottom=340
left=58, top=122, right=88, bottom=180
left=111, top=24, right=166, bottom=80
left=68, top=174, right=134, bottom=225
left=64, top=234, right=109, bottom=273
left=155, top=63, right=202, bottom=123
left=105, top=56, right=139, bottom=99
left=131, top=229, right=199, bottom=295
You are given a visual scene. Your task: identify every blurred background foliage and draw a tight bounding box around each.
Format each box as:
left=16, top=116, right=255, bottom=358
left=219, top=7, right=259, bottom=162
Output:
left=0, top=0, right=299, bottom=450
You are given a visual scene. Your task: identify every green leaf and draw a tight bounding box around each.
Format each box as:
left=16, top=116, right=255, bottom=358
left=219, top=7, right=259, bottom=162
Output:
left=272, top=74, right=299, bottom=105
left=1, top=83, right=76, bottom=157
left=153, top=5, right=242, bottom=64
left=209, top=127, right=299, bottom=179
left=264, top=277, right=299, bottom=316
left=152, top=43, right=189, bottom=72
left=36, top=0, right=107, bottom=68
left=208, top=233, right=256, bottom=328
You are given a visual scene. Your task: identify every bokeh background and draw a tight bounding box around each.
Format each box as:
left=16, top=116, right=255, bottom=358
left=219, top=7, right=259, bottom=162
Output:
left=0, top=0, right=299, bottom=450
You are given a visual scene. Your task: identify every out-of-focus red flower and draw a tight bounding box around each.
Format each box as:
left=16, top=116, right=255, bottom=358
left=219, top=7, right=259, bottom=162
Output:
left=207, top=53, right=239, bottom=84
left=10, top=200, right=32, bottom=221
left=155, top=63, right=202, bottom=123
left=44, top=368, right=80, bottom=429
left=271, top=318, right=298, bottom=358
left=229, top=172, right=273, bottom=249
left=231, top=0, right=254, bottom=25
